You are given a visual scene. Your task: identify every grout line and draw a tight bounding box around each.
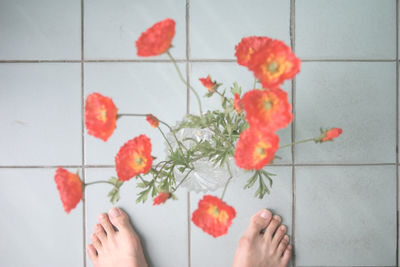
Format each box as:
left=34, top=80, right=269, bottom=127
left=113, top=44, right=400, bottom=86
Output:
left=0, top=162, right=397, bottom=169
left=0, top=59, right=397, bottom=64
left=186, top=0, right=191, bottom=266
left=396, top=0, right=399, bottom=265
left=290, top=0, right=296, bottom=266
left=81, top=0, right=87, bottom=266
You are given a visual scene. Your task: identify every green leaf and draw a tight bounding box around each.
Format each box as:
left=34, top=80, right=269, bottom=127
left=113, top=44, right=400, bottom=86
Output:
left=151, top=185, right=158, bottom=197
left=107, top=177, right=124, bottom=204
left=136, top=182, right=147, bottom=189
left=230, top=82, right=242, bottom=95
left=244, top=172, right=258, bottom=189
left=136, top=188, right=150, bottom=204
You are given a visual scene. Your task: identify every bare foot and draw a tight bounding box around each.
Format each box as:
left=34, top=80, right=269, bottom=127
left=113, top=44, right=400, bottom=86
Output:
left=233, top=209, right=291, bottom=267
left=87, top=207, right=148, bottom=267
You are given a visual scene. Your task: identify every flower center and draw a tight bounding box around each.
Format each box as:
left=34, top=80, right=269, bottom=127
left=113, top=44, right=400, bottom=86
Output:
left=136, top=157, right=144, bottom=165
left=208, top=205, right=228, bottom=223
left=268, top=61, right=279, bottom=73
left=256, top=147, right=266, bottom=155
left=97, top=108, right=107, bottom=123
left=264, top=100, right=273, bottom=110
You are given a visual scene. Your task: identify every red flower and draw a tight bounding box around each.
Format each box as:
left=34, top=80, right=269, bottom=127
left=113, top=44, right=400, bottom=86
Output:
left=115, top=135, right=153, bottom=181
left=321, top=128, right=343, bottom=142
left=234, top=128, right=279, bottom=170
left=54, top=167, right=82, bottom=213
left=234, top=93, right=242, bottom=114
left=248, top=39, right=300, bottom=89
left=153, top=192, right=171, bottom=205
left=199, top=76, right=216, bottom=93
left=241, top=88, right=292, bottom=132
left=146, top=114, right=159, bottom=128
left=192, top=195, right=236, bottom=238
left=136, top=18, right=176, bottom=57
left=85, top=93, right=118, bottom=141
left=235, top=36, right=271, bottom=67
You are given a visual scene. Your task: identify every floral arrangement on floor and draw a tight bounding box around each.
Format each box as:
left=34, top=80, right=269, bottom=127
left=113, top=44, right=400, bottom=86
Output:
left=54, top=18, right=342, bottom=238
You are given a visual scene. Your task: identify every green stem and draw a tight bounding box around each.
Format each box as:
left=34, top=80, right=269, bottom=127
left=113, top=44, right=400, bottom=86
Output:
left=158, top=119, right=193, bottom=168
left=137, top=174, right=147, bottom=184
left=158, top=126, right=173, bottom=152
left=278, top=138, right=316, bottom=150
left=158, top=120, right=188, bottom=151
left=153, top=160, right=172, bottom=172
left=214, top=88, right=230, bottom=106
left=117, top=113, right=189, bottom=165
left=85, top=180, right=114, bottom=186
left=153, top=161, right=171, bottom=181
left=117, top=113, right=147, bottom=119
left=166, top=50, right=203, bottom=116
left=172, top=168, right=193, bottom=193
left=253, top=78, right=257, bottom=88
left=221, top=162, right=233, bottom=200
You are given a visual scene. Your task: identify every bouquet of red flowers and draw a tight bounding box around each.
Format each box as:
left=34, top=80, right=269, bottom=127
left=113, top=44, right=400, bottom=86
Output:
left=54, top=18, right=342, bottom=238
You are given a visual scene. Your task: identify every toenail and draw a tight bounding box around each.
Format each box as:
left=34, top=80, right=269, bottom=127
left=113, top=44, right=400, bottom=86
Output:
left=95, top=224, right=102, bottom=230
left=273, top=215, right=281, bottom=222
left=288, top=244, right=292, bottom=249
left=280, top=225, right=286, bottom=231
left=99, top=213, right=107, bottom=220
left=109, top=207, right=121, bottom=218
left=284, top=235, right=289, bottom=241
left=260, top=210, right=270, bottom=219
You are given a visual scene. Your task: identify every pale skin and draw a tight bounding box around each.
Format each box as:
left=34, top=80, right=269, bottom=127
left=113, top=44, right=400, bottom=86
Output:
left=87, top=207, right=291, bottom=267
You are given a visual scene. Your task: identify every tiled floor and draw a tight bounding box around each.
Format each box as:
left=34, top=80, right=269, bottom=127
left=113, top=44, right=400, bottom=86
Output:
left=0, top=1, right=398, bottom=267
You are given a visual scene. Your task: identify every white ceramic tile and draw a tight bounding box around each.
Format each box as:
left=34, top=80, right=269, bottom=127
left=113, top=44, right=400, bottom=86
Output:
left=296, top=166, right=396, bottom=266
left=0, top=63, right=82, bottom=166
left=84, top=168, right=188, bottom=267
left=84, top=0, right=186, bottom=60
left=190, top=166, right=292, bottom=267
left=296, top=0, right=396, bottom=59
left=0, top=0, right=81, bottom=60
left=84, top=62, right=187, bottom=165
left=190, top=62, right=293, bottom=164
left=0, top=168, right=83, bottom=267
left=295, top=62, right=396, bottom=164
left=190, top=0, right=291, bottom=59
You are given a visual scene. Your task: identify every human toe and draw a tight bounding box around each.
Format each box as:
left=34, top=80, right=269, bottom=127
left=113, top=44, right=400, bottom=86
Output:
left=277, top=234, right=289, bottom=255
left=244, top=209, right=272, bottom=238
left=271, top=224, right=287, bottom=248
left=90, top=233, right=102, bottom=252
left=108, top=207, right=134, bottom=234
left=281, top=244, right=292, bottom=265
left=98, top=213, right=115, bottom=236
left=87, top=244, right=98, bottom=263
left=94, top=224, right=107, bottom=243
left=264, top=215, right=281, bottom=240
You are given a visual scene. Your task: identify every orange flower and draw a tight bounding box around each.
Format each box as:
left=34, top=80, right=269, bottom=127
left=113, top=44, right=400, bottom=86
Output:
left=136, top=18, right=176, bottom=57
left=192, top=195, right=236, bottom=238
left=153, top=192, right=171, bottom=205
left=248, top=39, right=300, bottom=89
left=321, top=128, right=343, bottom=142
left=235, top=36, right=271, bottom=67
left=146, top=114, right=159, bottom=128
left=199, top=76, right=216, bottom=93
left=234, top=128, right=279, bottom=170
left=54, top=167, right=82, bottom=213
left=241, top=88, right=292, bottom=132
left=115, top=135, right=153, bottom=181
left=234, top=93, right=242, bottom=114
left=85, top=93, right=118, bottom=141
